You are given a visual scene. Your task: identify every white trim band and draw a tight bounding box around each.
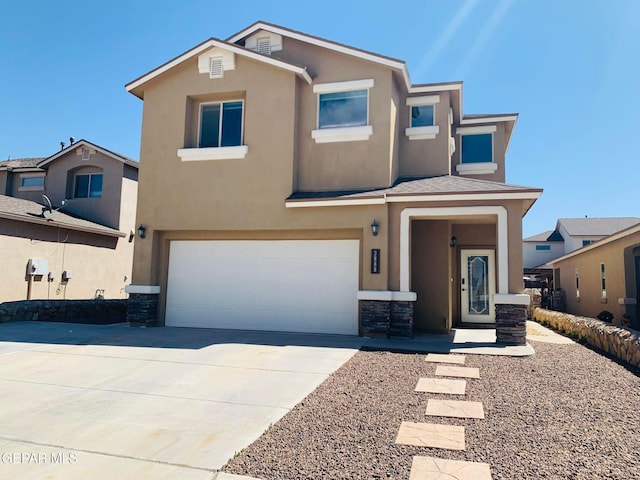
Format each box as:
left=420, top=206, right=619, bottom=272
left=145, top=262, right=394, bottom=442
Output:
left=313, top=78, right=374, bottom=94
left=311, top=125, right=373, bottom=143
left=461, top=115, right=518, bottom=125
left=357, top=290, right=417, bottom=302
left=178, top=146, right=249, bottom=161
left=456, top=162, right=498, bottom=175
left=456, top=125, right=497, bottom=135
left=405, top=125, right=439, bottom=140
left=494, top=294, right=530, bottom=305
left=125, top=285, right=161, bottom=294
left=406, top=95, right=440, bottom=106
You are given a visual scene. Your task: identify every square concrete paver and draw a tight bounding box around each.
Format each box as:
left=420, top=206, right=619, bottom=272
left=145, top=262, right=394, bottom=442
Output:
left=425, top=353, right=466, bottom=364
left=415, top=377, right=467, bottom=395
left=410, top=456, right=492, bottom=480
left=434, top=365, right=480, bottom=378
left=426, top=399, right=485, bottom=419
left=395, top=421, right=465, bottom=450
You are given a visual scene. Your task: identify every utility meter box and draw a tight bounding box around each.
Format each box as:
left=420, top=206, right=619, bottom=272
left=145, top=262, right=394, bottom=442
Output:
left=28, top=259, right=48, bottom=276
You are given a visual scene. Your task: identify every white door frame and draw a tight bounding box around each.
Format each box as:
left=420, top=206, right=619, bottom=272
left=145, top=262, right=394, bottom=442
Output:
left=400, top=206, right=509, bottom=293
left=461, top=249, right=496, bottom=323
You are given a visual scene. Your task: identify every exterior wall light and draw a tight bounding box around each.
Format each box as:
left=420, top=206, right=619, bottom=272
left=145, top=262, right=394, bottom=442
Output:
left=450, top=235, right=457, bottom=248
left=137, top=225, right=146, bottom=239
left=371, top=219, right=379, bottom=236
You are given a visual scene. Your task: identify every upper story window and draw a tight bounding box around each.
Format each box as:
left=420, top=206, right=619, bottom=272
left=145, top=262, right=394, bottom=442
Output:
left=455, top=125, right=498, bottom=175
left=319, top=90, right=368, bottom=129
left=535, top=245, right=551, bottom=251
left=311, top=79, right=374, bottom=143
left=19, top=174, right=45, bottom=191
left=582, top=239, right=594, bottom=247
left=199, top=101, right=243, bottom=148
left=405, top=95, right=440, bottom=140
left=177, top=99, right=248, bottom=162
left=74, top=172, right=102, bottom=198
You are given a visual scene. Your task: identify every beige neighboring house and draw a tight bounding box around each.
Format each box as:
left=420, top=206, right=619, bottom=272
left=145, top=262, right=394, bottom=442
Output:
left=0, top=140, right=138, bottom=302
left=549, top=224, right=640, bottom=329
left=124, top=21, right=542, bottom=341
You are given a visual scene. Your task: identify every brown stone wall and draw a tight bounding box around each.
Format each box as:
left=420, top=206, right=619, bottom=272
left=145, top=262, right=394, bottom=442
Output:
left=0, top=299, right=127, bottom=324
left=495, top=303, right=527, bottom=345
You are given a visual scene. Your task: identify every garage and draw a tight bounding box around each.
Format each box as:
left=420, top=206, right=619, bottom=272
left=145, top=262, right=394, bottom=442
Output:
left=165, top=240, right=360, bottom=334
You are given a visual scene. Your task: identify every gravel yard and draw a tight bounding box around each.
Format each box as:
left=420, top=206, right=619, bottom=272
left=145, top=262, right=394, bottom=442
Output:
left=224, top=339, right=640, bottom=480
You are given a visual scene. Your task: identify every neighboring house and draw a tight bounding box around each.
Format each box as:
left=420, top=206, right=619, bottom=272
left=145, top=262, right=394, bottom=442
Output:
left=124, top=21, right=542, bottom=340
left=0, top=140, right=138, bottom=301
left=549, top=224, right=640, bottom=329
left=523, top=217, right=640, bottom=268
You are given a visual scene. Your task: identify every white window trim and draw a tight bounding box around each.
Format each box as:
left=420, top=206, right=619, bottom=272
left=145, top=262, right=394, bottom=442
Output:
left=406, top=95, right=440, bottom=106
left=312, top=79, right=374, bottom=143
left=456, top=126, right=497, bottom=175
left=18, top=173, right=45, bottom=192
left=178, top=145, right=249, bottom=162
left=405, top=125, right=439, bottom=140
left=197, top=99, right=245, bottom=149
left=312, top=78, right=374, bottom=94
left=311, top=125, right=373, bottom=143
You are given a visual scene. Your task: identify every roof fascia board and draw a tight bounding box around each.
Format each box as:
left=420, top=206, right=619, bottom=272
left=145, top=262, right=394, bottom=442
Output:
left=38, top=140, right=136, bottom=169
left=0, top=211, right=125, bottom=238
left=228, top=22, right=412, bottom=89
left=286, top=190, right=542, bottom=208
left=125, top=38, right=311, bottom=94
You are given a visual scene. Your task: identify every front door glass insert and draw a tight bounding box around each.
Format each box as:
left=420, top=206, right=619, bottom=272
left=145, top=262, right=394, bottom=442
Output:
left=468, top=255, right=489, bottom=315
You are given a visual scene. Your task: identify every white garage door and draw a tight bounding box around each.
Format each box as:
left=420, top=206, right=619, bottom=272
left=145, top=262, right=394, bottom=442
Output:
left=165, top=240, right=359, bottom=335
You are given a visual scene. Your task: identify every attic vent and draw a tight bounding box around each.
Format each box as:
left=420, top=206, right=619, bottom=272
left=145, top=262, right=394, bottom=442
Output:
left=209, top=57, right=223, bottom=78
left=257, top=38, right=271, bottom=55
left=82, top=149, right=91, bottom=161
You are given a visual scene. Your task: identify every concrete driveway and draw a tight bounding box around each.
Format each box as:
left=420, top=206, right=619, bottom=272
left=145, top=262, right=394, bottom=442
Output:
left=0, top=322, right=364, bottom=479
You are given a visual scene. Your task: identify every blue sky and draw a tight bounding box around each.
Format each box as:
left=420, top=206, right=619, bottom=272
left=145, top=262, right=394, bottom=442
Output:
left=1, top=0, right=638, bottom=237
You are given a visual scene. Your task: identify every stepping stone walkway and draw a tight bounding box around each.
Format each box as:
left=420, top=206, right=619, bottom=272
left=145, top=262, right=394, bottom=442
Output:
left=396, top=352, right=492, bottom=479
left=434, top=365, right=480, bottom=379
left=425, top=399, right=485, bottom=419
left=410, top=456, right=491, bottom=480
left=425, top=353, right=466, bottom=364
left=395, top=421, right=465, bottom=450
left=415, top=377, right=467, bottom=395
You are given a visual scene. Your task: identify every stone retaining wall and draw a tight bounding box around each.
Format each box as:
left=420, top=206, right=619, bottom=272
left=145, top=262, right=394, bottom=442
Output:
left=0, top=299, right=128, bottom=324
left=533, top=307, right=640, bottom=369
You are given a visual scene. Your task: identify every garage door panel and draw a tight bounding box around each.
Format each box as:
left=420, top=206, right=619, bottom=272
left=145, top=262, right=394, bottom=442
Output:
left=166, top=240, right=359, bottom=335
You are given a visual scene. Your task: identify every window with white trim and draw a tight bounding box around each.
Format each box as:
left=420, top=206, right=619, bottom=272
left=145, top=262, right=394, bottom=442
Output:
left=405, top=95, right=440, bottom=140
left=74, top=173, right=103, bottom=198
left=455, top=125, right=498, bottom=175
left=311, top=79, right=374, bottom=143
left=199, top=100, right=243, bottom=148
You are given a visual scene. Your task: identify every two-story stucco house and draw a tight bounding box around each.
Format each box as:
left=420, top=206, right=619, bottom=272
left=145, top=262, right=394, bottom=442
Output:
left=0, top=139, right=138, bottom=301
left=124, top=21, right=542, bottom=344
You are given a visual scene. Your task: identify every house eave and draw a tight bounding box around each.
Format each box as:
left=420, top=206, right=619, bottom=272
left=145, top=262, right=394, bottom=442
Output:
left=0, top=211, right=126, bottom=238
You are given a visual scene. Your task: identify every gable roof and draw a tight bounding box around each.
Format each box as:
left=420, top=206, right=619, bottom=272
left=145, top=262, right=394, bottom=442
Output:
left=287, top=175, right=542, bottom=207
left=125, top=36, right=312, bottom=98
left=557, top=217, right=640, bottom=236
left=37, top=139, right=138, bottom=169
left=0, top=158, right=46, bottom=171
left=227, top=20, right=413, bottom=89
left=524, top=230, right=564, bottom=242
left=0, top=194, right=125, bottom=238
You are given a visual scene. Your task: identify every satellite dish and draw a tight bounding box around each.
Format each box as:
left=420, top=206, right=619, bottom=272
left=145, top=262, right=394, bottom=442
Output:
left=42, top=195, right=53, bottom=213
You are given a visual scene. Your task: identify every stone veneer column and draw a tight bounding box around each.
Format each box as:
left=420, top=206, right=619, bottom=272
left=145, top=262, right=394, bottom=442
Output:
left=358, top=291, right=417, bottom=338
left=125, top=285, right=161, bottom=326
left=494, top=294, right=530, bottom=345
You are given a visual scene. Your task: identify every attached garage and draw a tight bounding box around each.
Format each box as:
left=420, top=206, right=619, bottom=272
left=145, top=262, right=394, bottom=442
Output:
left=165, top=239, right=360, bottom=334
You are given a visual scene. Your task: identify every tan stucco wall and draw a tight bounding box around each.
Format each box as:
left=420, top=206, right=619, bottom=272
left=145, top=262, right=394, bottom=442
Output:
left=5, top=171, right=46, bottom=203
left=0, top=171, right=7, bottom=195
left=411, top=220, right=451, bottom=331
left=399, top=91, right=452, bottom=178
left=0, top=219, right=134, bottom=302
left=44, top=150, right=126, bottom=229
left=553, top=232, right=640, bottom=324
